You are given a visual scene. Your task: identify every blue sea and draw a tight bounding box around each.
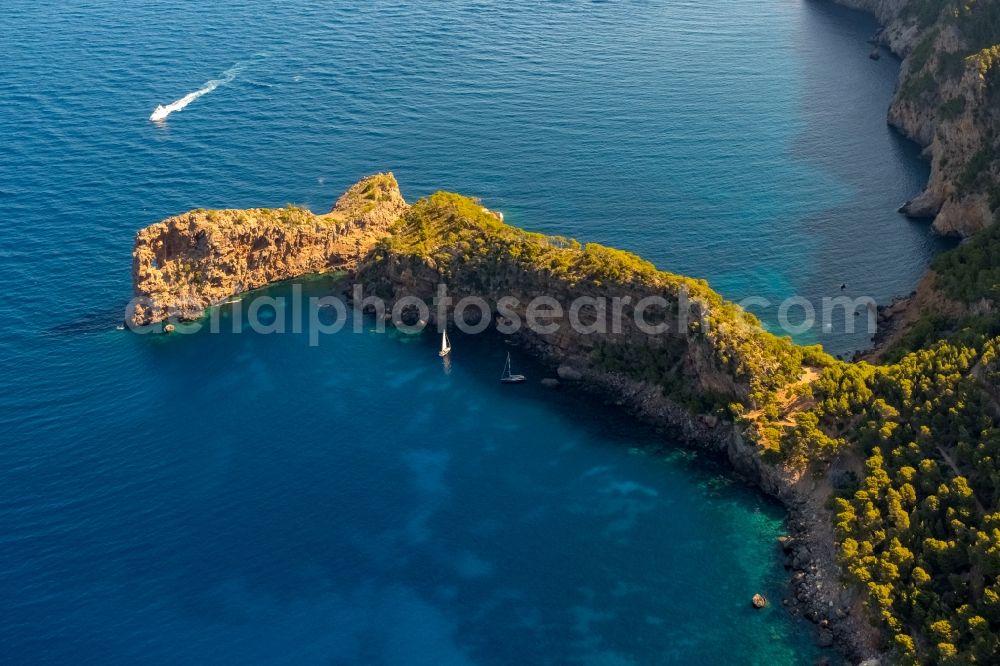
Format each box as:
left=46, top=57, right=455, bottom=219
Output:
left=1, top=0, right=944, bottom=663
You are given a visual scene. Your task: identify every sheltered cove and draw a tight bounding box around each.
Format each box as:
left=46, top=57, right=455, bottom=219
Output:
left=129, top=1, right=1000, bottom=660
left=129, top=173, right=879, bottom=660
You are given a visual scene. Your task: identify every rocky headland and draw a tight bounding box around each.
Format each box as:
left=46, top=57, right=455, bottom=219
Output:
left=125, top=4, right=1000, bottom=663
left=128, top=175, right=883, bottom=662
left=129, top=173, right=406, bottom=327
left=839, top=0, right=1000, bottom=237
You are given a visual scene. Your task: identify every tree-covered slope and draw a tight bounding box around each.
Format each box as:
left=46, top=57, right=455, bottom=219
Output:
left=360, top=191, right=814, bottom=411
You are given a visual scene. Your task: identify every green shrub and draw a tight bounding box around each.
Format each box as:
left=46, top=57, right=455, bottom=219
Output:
left=938, top=95, right=967, bottom=120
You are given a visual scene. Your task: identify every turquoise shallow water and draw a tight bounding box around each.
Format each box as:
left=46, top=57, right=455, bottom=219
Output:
left=0, top=0, right=945, bottom=663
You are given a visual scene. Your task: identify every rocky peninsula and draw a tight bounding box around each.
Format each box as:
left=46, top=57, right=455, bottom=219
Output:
left=129, top=174, right=881, bottom=661
left=127, top=5, right=1000, bottom=663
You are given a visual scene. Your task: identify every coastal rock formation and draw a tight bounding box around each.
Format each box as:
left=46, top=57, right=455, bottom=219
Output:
left=891, top=31, right=997, bottom=235
left=128, top=179, right=885, bottom=660
left=839, top=0, right=1000, bottom=236
left=129, top=173, right=407, bottom=327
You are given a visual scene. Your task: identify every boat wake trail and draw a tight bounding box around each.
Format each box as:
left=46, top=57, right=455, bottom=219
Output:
left=149, top=64, right=242, bottom=122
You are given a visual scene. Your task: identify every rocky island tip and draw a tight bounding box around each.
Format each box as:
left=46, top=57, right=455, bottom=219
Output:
left=130, top=172, right=406, bottom=327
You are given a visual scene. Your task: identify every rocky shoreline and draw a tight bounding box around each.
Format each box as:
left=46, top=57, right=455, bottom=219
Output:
left=345, top=270, right=877, bottom=663
left=836, top=0, right=999, bottom=238
left=353, top=281, right=880, bottom=661
left=833, top=0, right=1000, bottom=361
left=579, top=373, right=877, bottom=663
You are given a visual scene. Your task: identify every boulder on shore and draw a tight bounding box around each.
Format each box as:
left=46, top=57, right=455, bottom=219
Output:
left=556, top=365, right=583, bottom=381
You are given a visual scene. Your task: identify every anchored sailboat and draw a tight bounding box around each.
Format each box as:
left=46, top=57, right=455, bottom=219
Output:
left=500, top=352, right=526, bottom=384
left=438, top=328, right=451, bottom=357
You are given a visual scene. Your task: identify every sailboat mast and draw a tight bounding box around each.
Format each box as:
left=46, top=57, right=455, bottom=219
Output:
left=438, top=327, right=451, bottom=356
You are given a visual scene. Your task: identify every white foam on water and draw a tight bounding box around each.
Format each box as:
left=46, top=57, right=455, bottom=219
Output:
left=149, top=64, right=242, bottom=122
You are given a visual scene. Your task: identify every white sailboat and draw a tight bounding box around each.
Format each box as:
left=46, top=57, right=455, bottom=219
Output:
left=438, top=328, right=451, bottom=357
left=500, top=352, right=526, bottom=384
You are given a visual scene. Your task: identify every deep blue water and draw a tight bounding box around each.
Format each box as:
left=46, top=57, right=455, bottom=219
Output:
left=1, top=0, right=945, bottom=663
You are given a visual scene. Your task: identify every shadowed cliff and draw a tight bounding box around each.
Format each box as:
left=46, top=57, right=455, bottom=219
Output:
left=838, top=0, right=1000, bottom=236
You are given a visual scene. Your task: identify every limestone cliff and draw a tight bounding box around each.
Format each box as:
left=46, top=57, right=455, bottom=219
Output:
left=839, top=0, right=1000, bottom=236
left=129, top=173, right=407, bottom=326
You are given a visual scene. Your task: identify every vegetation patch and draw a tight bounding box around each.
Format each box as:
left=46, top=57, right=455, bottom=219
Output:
left=938, top=95, right=967, bottom=120
left=933, top=206, right=1000, bottom=304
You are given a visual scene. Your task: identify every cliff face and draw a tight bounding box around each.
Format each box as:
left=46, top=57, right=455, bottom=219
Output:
left=841, top=0, right=1000, bottom=236
left=362, top=246, right=746, bottom=402
left=891, top=30, right=998, bottom=236
left=129, top=173, right=407, bottom=326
